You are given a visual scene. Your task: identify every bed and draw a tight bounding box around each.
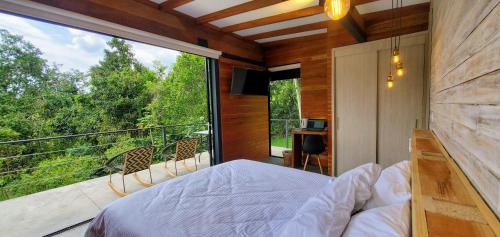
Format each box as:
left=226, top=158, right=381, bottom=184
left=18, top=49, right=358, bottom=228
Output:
left=86, top=129, right=499, bottom=237
left=86, top=159, right=332, bottom=237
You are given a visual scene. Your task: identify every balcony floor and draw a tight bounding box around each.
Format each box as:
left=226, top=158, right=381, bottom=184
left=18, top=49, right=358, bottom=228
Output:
left=0, top=153, right=211, bottom=237
left=0, top=148, right=291, bottom=237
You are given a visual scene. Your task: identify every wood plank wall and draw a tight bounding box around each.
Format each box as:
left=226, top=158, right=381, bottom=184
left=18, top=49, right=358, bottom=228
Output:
left=218, top=57, right=269, bottom=162
left=264, top=29, right=358, bottom=176
left=429, top=0, right=500, bottom=216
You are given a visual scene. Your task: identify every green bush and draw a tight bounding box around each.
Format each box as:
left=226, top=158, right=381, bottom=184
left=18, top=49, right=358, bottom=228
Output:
left=1, top=155, right=103, bottom=200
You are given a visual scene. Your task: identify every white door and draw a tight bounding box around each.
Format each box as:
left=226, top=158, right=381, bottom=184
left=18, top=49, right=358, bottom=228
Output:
left=335, top=52, right=378, bottom=175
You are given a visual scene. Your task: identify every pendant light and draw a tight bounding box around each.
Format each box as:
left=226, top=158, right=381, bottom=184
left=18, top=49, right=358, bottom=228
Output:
left=394, top=0, right=404, bottom=76
left=387, top=0, right=404, bottom=88
left=392, top=48, right=400, bottom=63
left=387, top=74, right=394, bottom=88
left=387, top=35, right=394, bottom=89
left=324, top=0, right=350, bottom=20
left=396, top=62, right=404, bottom=76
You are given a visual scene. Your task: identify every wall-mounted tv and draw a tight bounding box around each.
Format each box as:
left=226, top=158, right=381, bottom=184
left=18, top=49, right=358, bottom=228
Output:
left=230, top=67, right=269, bottom=96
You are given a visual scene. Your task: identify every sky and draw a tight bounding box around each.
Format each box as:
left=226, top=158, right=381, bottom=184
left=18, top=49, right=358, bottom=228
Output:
left=0, top=12, right=180, bottom=72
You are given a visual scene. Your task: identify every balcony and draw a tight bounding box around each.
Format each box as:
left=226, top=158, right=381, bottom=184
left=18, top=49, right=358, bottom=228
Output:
left=0, top=125, right=213, bottom=236
left=0, top=153, right=210, bottom=237
left=270, top=119, right=300, bottom=157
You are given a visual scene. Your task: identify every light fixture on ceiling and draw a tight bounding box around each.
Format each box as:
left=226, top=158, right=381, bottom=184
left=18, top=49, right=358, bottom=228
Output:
left=387, top=0, right=404, bottom=88
left=324, top=0, right=350, bottom=20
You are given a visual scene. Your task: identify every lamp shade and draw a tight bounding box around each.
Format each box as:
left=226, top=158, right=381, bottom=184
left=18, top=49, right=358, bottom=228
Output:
left=324, top=0, right=350, bottom=20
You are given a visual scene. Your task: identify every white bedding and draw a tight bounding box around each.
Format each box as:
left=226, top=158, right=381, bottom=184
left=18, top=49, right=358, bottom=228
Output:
left=85, top=159, right=331, bottom=237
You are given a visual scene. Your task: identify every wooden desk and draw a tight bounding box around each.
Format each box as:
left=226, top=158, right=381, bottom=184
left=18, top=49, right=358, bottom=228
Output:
left=291, top=129, right=328, bottom=173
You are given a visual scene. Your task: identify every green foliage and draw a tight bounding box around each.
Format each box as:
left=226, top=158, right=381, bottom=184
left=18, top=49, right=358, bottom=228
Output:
left=104, top=134, right=136, bottom=158
left=270, top=79, right=300, bottom=120
left=142, top=53, right=207, bottom=127
left=270, top=79, right=300, bottom=141
left=89, top=38, right=158, bottom=130
left=1, top=155, right=103, bottom=200
left=271, top=136, right=293, bottom=148
left=0, top=29, right=208, bottom=200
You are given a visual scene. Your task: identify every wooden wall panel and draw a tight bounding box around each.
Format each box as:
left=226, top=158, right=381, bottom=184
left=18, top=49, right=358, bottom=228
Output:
left=429, top=0, right=500, bottom=216
left=218, top=58, right=269, bottom=162
left=263, top=32, right=341, bottom=176
left=301, top=59, right=329, bottom=119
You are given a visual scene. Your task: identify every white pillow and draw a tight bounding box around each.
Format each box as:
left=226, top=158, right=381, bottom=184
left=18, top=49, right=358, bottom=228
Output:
left=342, top=202, right=410, bottom=237
left=363, top=161, right=411, bottom=210
left=278, top=163, right=382, bottom=237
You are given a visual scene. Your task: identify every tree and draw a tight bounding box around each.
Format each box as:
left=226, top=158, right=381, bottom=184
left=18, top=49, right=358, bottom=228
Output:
left=142, top=53, right=207, bottom=128
left=269, top=79, right=301, bottom=139
left=0, top=30, right=209, bottom=200
left=270, top=79, right=300, bottom=120
left=88, top=38, right=157, bottom=130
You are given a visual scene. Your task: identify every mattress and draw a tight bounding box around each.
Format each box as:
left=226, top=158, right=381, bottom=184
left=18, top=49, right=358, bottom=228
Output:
left=85, top=159, right=332, bottom=237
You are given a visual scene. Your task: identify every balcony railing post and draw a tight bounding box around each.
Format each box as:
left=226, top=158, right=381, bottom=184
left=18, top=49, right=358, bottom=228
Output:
left=285, top=120, right=289, bottom=148
left=161, top=126, right=167, bottom=148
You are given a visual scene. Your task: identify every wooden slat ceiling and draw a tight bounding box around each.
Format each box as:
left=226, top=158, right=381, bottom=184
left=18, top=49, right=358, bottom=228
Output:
left=141, top=0, right=430, bottom=46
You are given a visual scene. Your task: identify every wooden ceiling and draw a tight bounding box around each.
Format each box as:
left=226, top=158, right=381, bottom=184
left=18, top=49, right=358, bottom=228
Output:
left=138, top=0, right=430, bottom=47
left=26, top=0, right=429, bottom=63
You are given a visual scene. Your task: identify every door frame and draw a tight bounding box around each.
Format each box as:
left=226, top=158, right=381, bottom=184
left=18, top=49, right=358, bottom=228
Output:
left=267, top=65, right=301, bottom=158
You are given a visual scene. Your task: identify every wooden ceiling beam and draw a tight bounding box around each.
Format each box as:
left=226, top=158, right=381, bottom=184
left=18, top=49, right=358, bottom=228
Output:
left=365, top=11, right=429, bottom=40
left=133, top=0, right=159, bottom=8
left=261, top=33, right=327, bottom=47
left=221, top=6, right=324, bottom=33
left=245, top=21, right=331, bottom=41
left=159, top=0, right=193, bottom=11
left=351, top=0, right=380, bottom=6
left=339, top=7, right=366, bottom=42
left=197, top=0, right=287, bottom=24
left=30, top=0, right=263, bottom=61
left=362, top=3, right=430, bottom=24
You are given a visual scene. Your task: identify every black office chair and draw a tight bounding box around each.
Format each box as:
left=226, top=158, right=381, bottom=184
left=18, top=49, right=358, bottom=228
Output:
left=302, top=135, right=326, bottom=174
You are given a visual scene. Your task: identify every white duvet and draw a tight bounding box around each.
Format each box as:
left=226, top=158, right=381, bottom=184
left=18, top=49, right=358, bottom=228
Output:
left=85, top=159, right=331, bottom=237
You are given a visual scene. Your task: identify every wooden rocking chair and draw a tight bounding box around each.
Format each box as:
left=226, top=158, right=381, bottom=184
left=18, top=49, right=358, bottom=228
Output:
left=107, top=146, right=155, bottom=196
left=163, top=139, right=198, bottom=177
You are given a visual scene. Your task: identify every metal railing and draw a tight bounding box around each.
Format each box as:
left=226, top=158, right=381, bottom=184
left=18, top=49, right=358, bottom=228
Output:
left=0, top=123, right=209, bottom=201
left=270, top=119, right=300, bottom=149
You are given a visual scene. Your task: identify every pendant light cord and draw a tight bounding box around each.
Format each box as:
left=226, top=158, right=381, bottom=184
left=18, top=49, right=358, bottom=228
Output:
left=389, top=0, right=394, bottom=74
left=398, top=0, right=403, bottom=49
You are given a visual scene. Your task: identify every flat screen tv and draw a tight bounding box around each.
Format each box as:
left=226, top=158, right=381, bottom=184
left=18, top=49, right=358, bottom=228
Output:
left=231, top=67, right=269, bottom=96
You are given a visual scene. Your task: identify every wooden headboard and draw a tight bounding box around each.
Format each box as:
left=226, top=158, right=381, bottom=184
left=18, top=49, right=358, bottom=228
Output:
left=411, top=129, right=499, bottom=237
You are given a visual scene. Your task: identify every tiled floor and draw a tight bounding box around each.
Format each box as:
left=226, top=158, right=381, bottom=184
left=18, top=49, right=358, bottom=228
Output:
left=0, top=153, right=210, bottom=237
left=270, top=146, right=289, bottom=157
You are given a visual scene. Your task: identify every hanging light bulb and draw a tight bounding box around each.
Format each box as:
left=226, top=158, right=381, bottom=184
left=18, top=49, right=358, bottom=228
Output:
left=324, top=0, right=350, bottom=20
left=392, top=48, right=400, bottom=63
left=387, top=74, right=394, bottom=88
left=396, top=62, right=404, bottom=76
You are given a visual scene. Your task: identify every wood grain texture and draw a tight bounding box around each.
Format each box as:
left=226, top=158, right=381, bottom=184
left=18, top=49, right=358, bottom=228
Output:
left=429, top=0, right=500, bottom=217
left=245, top=21, right=330, bottom=41
left=221, top=6, right=324, bottom=33
left=218, top=58, right=269, bottom=162
left=377, top=44, right=425, bottom=168
left=332, top=33, right=427, bottom=175
left=335, top=51, right=378, bottom=174
left=31, top=0, right=263, bottom=61
left=411, top=129, right=499, bottom=237
left=159, top=0, right=193, bottom=10
left=196, top=0, right=286, bottom=23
